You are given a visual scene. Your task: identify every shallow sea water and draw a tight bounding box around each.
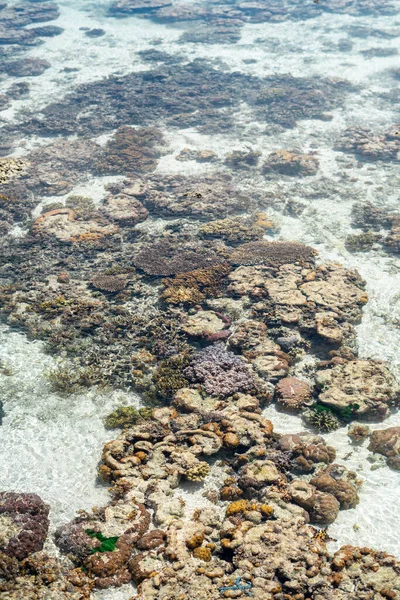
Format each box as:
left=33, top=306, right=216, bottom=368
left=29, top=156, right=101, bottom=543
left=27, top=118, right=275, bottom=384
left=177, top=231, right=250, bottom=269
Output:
left=1, top=0, right=400, bottom=598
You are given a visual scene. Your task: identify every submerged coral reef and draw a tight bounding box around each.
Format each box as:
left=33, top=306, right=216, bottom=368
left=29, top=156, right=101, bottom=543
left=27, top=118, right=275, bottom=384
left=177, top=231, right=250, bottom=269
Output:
left=1, top=206, right=399, bottom=596
left=1, top=0, right=400, bottom=597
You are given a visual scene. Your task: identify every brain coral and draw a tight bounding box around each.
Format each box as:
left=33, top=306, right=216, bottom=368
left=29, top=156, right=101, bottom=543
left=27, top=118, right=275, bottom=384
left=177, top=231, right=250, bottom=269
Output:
left=133, top=240, right=224, bottom=276
left=230, top=241, right=316, bottom=267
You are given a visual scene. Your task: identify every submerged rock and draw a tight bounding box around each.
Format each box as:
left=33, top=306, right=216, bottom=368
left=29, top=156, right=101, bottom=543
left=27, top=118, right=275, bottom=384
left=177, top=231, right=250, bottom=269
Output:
left=368, top=427, right=400, bottom=469
left=1, top=57, right=50, bottom=77
left=0, top=492, right=49, bottom=560
left=110, top=0, right=172, bottom=14
left=263, top=149, right=319, bottom=176
left=101, top=193, right=149, bottom=226
left=55, top=499, right=150, bottom=588
left=338, top=125, right=400, bottom=160
left=316, top=359, right=399, bottom=419
left=32, top=208, right=119, bottom=243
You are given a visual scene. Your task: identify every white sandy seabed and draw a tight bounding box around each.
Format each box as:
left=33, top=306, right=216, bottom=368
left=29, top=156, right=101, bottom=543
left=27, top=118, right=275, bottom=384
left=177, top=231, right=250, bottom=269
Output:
left=1, top=1, right=400, bottom=598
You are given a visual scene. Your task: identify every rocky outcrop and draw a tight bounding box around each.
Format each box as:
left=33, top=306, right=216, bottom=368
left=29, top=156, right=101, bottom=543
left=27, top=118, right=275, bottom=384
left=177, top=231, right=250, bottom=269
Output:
left=263, top=149, right=319, bottom=176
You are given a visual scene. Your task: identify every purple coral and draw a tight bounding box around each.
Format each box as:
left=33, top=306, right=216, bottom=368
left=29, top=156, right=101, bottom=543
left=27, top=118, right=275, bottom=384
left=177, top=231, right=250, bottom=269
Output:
left=0, top=492, right=50, bottom=560
left=184, top=343, right=256, bottom=397
left=55, top=521, right=100, bottom=561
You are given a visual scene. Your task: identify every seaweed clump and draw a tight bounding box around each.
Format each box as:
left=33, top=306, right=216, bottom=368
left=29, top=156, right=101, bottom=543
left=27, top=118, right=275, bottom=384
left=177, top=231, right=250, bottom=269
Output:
left=85, top=530, right=119, bottom=554
left=105, top=406, right=153, bottom=429
left=230, top=241, right=316, bottom=267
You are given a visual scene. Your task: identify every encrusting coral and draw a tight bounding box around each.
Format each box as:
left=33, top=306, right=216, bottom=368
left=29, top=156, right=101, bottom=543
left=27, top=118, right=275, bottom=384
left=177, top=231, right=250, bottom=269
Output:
left=230, top=240, right=316, bottom=266
left=199, top=213, right=275, bottom=244
left=133, top=240, right=224, bottom=276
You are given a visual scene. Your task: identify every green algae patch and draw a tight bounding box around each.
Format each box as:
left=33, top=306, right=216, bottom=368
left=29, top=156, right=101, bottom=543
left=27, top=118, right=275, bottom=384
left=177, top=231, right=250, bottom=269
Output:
left=85, top=530, right=119, bottom=553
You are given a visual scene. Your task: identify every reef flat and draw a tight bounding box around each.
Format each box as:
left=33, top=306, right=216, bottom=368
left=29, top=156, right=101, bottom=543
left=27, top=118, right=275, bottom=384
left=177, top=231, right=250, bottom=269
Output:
left=0, top=0, right=400, bottom=599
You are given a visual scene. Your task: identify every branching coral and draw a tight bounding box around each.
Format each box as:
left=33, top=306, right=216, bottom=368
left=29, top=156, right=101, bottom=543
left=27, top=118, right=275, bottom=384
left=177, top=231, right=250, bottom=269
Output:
left=152, top=353, right=191, bottom=400
left=345, top=232, right=380, bottom=252
left=46, top=361, right=103, bottom=393
left=184, top=343, right=256, bottom=397
left=65, top=196, right=96, bottom=219
left=161, top=286, right=205, bottom=305
left=303, top=406, right=340, bottom=433
left=133, top=240, right=224, bottom=276
left=303, top=402, right=361, bottom=433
